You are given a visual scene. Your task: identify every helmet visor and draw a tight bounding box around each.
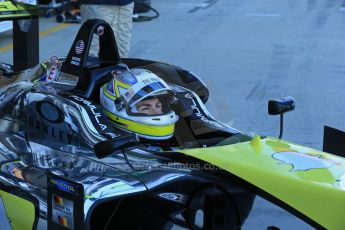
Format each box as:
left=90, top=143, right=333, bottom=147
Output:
left=125, top=81, right=171, bottom=107
left=128, top=92, right=176, bottom=116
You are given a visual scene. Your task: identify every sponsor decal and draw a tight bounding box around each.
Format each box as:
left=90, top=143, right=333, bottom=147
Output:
left=70, top=95, right=107, bottom=131
left=54, top=195, right=64, bottom=205
left=58, top=216, right=68, bottom=227
left=272, top=151, right=342, bottom=171
left=96, top=25, right=104, bottom=36
left=71, top=56, right=80, bottom=66
left=75, top=40, right=84, bottom=55
left=36, top=101, right=64, bottom=123
left=49, top=178, right=77, bottom=195
left=27, top=115, right=74, bottom=144
left=105, top=132, right=118, bottom=138
left=70, top=96, right=118, bottom=138
left=142, top=77, right=160, bottom=85
left=48, top=174, right=84, bottom=229
left=186, top=93, right=223, bottom=128
left=47, top=65, right=59, bottom=81
left=52, top=194, right=74, bottom=229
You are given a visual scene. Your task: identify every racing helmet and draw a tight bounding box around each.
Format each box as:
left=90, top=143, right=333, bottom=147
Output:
left=100, top=68, right=179, bottom=140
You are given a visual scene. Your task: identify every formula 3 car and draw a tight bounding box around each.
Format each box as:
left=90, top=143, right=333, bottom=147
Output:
left=0, top=19, right=345, bottom=230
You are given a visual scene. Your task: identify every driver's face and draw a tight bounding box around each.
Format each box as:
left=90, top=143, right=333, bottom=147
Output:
left=136, top=97, right=163, bottom=115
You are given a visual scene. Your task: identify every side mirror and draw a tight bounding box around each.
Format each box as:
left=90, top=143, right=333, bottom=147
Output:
left=323, top=126, right=345, bottom=157
left=268, top=96, right=295, bottom=139
left=94, top=134, right=140, bottom=159
left=268, top=96, right=295, bottom=115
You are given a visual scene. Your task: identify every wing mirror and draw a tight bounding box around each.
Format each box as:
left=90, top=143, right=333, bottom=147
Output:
left=94, top=133, right=140, bottom=159
left=268, top=96, right=295, bottom=139
left=323, top=126, right=345, bottom=157
left=268, top=96, right=295, bottom=115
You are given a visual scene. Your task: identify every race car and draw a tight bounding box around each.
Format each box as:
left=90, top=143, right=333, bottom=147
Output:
left=0, top=19, right=345, bottom=230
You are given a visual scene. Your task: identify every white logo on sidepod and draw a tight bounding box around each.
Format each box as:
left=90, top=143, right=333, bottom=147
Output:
left=272, top=151, right=340, bottom=171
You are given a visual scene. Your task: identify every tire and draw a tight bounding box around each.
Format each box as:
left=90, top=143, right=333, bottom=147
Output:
left=56, top=14, right=65, bottom=23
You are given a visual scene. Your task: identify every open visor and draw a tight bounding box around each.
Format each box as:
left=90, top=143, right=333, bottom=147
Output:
left=124, top=81, right=173, bottom=108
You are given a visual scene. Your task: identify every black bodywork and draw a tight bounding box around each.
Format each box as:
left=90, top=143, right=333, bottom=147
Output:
left=0, top=19, right=254, bottom=229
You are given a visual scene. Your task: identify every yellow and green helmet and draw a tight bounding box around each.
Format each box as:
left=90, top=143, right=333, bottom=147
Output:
left=100, top=68, right=179, bottom=140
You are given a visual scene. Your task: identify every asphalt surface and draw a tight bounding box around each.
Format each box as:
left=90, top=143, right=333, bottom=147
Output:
left=2, top=0, right=345, bottom=229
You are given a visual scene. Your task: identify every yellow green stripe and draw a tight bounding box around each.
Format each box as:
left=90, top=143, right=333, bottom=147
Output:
left=114, top=80, right=130, bottom=98
left=104, top=110, right=174, bottom=137
left=103, top=85, right=116, bottom=100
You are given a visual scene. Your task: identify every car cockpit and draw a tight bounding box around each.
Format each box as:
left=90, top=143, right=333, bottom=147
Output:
left=34, top=19, right=241, bottom=150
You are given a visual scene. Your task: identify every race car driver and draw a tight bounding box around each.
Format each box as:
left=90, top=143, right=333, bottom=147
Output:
left=100, top=68, right=179, bottom=144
